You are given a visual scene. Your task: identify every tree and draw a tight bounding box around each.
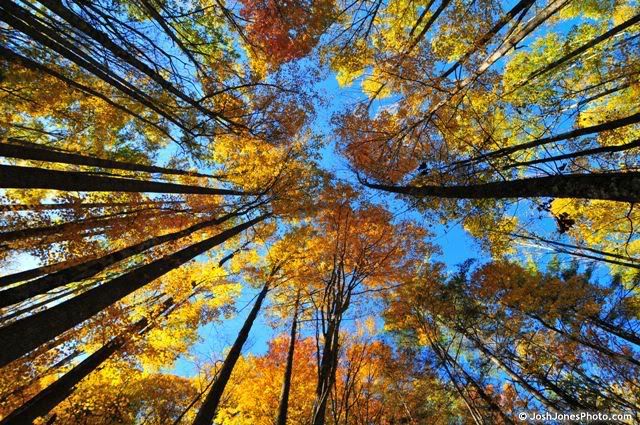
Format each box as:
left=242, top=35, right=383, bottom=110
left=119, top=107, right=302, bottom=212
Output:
left=192, top=280, right=271, bottom=425
left=384, top=260, right=640, bottom=423
left=275, top=291, right=300, bottom=425
left=301, top=185, right=430, bottom=425
left=0, top=213, right=270, bottom=367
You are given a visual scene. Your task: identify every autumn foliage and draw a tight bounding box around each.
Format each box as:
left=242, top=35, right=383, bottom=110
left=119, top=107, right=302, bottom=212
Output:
left=239, top=0, right=335, bottom=68
left=1, top=0, right=639, bottom=424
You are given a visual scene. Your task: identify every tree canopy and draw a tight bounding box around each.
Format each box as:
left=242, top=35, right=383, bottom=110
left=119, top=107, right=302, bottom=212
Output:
left=0, top=0, right=639, bottom=423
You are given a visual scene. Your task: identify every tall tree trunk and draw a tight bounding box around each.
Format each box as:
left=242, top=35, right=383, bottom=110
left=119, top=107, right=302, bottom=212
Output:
left=0, top=139, right=215, bottom=178
left=192, top=281, right=271, bottom=425
left=275, top=293, right=300, bottom=425
left=0, top=298, right=176, bottom=425
left=430, top=338, right=514, bottom=424
left=363, top=172, right=640, bottom=202
left=0, top=207, right=166, bottom=246
left=440, top=0, right=535, bottom=79
left=589, top=317, right=640, bottom=347
left=311, top=320, right=341, bottom=425
left=0, top=164, right=246, bottom=195
left=0, top=3, right=194, bottom=135
left=35, top=0, right=233, bottom=129
left=461, top=330, right=562, bottom=413
left=433, top=344, right=484, bottom=425
left=404, top=0, right=451, bottom=54
left=529, top=313, right=640, bottom=367
left=508, top=232, right=640, bottom=266
left=0, top=200, right=184, bottom=213
left=0, top=209, right=242, bottom=308
left=456, top=111, right=640, bottom=167
left=0, top=45, right=177, bottom=143
left=502, top=137, right=640, bottom=170
left=136, top=0, right=204, bottom=74
left=1, top=257, right=89, bottom=288
left=427, top=0, right=569, bottom=116
left=0, top=214, right=270, bottom=368
left=523, top=13, right=640, bottom=83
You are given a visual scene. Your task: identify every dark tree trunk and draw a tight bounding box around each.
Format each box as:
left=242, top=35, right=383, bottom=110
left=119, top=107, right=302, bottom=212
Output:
left=509, top=233, right=640, bottom=265
left=35, top=0, right=240, bottom=132
left=457, top=111, right=640, bottom=166
left=427, top=0, right=569, bottom=117
left=0, top=139, right=215, bottom=178
left=530, top=314, right=640, bottom=367
left=0, top=322, right=144, bottom=425
left=461, top=330, right=562, bottom=413
left=0, top=214, right=270, bottom=368
left=0, top=3, right=193, bottom=135
left=0, top=200, right=184, bottom=213
left=311, top=320, right=341, bottom=425
left=502, top=137, right=640, bottom=170
left=192, top=281, right=271, bottom=425
left=0, top=45, right=177, bottom=143
left=35, top=0, right=227, bottom=125
left=0, top=207, right=164, bottom=246
left=275, top=293, right=300, bottom=425
left=0, top=164, right=246, bottom=195
left=404, top=0, right=451, bottom=54
left=440, top=0, right=535, bottom=79
left=364, top=172, right=640, bottom=203
left=136, top=0, right=204, bottom=74
left=1, top=258, right=85, bottom=288
left=589, top=317, right=640, bottom=347
left=0, top=210, right=241, bottom=308
left=525, top=13, right=640, bottom=82
left=0, top=299, right=174, bottom=425
left=430, top=338, right=514, bottom=424
left=509, top=232, right=640, bottom=270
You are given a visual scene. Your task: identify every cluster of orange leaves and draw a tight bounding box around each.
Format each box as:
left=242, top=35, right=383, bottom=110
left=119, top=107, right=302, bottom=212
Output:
left=239, top=0, right=335, bottom=67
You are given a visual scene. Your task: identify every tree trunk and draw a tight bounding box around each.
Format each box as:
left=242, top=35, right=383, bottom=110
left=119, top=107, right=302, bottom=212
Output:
left=589, top=317, right=640, bottom=347
left=0, top=200, right=184, bottom=213
left=311, top=320, right=341, bottom=425
left=0, top=207, right=165, bottom=246
left=1, top=258, right=87, bottom=288
left=192, top=281, right=271, bottom=425
left=275, top=293, right=300, bottom=425
left=404, top=0, right=451, bottom=54
left=0, top=164, right=246, bottom=195
left=508, top=232, right=640, bottom=266
left=462, top=331, right=562, bottom=413
left=0, top=214, right=270, bottom=368
left=0, top=139, right=215, bottom=178
left=524, top=13, right=640, bottom=83
left=0, top=210, right=241, bottom=308
left=35, top=0, right=228, bottom=126
left=364, top=172, right=640, bottom=203
left=136, top=0, right=204, bottom=74
left=502, top=137, right=640, bottom=170
left=427, top=0, right=569, bottom=116
left=457, top=111, right=640, bottom=167
left=530, top=313, right=640, bottom=367
left=430, top=338, right=514, bottom=424
left=0, top=3, right=193, bottom=135
left=0, top=45, right=177, bottom=143
left=0, top=299, right=174, bottom=425
left=440, top=0, right=535, bottom=79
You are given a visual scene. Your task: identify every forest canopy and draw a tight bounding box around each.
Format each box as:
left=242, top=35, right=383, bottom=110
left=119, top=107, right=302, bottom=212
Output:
left=0, top=0, right=639, bottom=423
